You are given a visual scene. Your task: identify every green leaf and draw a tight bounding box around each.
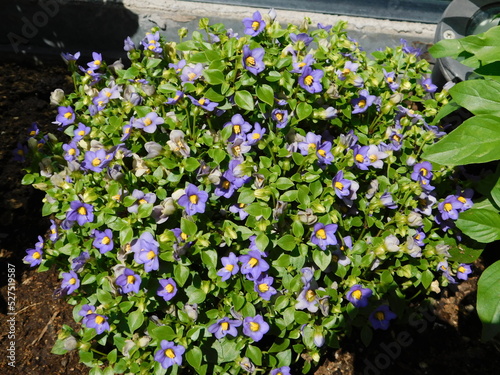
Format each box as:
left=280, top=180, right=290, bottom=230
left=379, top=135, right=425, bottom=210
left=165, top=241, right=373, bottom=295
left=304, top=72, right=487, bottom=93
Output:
left=422, top=115, right=500, bottom=166
left=245, top=345, right=262, bottom=366
left=128, top=310, right=144, bottom=333
left=275, top=177, right=295, bottom=190
left=212, top=339, right=239, bottom=363
left=277, top=234, right=296, bottom=251
left=181, top=218, right=197, bottom=236
left=186, top=285, right=206, bottom=304
left=186, top=346, right=203, bottom=370
left=203, top=69, right=225, bottom=85
left=256, top=84, right=275, bottom=106
left=174, top=264, right=190, bottom=287
left=449, top=80, right=500, bottom=116
left=477, top=260, right=500, bottom=340
left=119, top=226, right=134, bottom=245
left=235, top=90, right=254, bottom=111
left=255, top=232, right=269, bottom=252
left=312, top=249, right=332, bottom=271
left=151, top=326, right=176, bottom=341
left=296, top=102, right=313, bottom=121
left=491, top=174, right=500, bottom=208
left=456, top=208, right=500, bottom=243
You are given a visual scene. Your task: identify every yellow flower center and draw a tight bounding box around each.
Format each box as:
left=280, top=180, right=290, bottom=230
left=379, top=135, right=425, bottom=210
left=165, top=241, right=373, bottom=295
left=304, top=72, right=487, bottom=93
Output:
left=352, top=289, right=362, bottom=300
left=225, top=264, right=234, bottom=272
left=64, top=112, right=72, bottom=119
left=252, top=133, right=261, bottom=140
left=258, top=283, right=269, bottom=292
left=198, top=98, right=206, bottom=105
left=375, top=311, right=385, bottom=321
left=392, top=134, right=400, bottom=142
left=127, top=275, right=135, bottom=284
left=334, top=181, right=343, bottom=190
left=358, top=99, right=366, bottom=108
left=233, top=145, right=241, bottom=156
left=87, top=309, right=93, bottom=315
left=318, top=149, right=326, bottom=157
left=221, top=322, right=229, bottom=331
left=457, top=196, right=466, bottom=204
left=92, top=157, right=101, bottom=167
left=251, top=21, right=260, bottom=31
left=316, top=228, right=327, bottom=240
left=355, top=154, right=364, bottom=163
left=112, top=194, right=121, bottom=201
left=298, top=62, right=306, bottom=68
left=222, top=180, right=231, bottom=189
left=148, top=45, right=156, bottom=50
left=306, top=289, right=316, bottom=302
left=233, top=124, right=241, bottom=134
left=387, top=76, right=394, bottom=83
left=68, top=148, right=76, bottom=155
left=147, top=250, right=156, bottom=260
left=239, top=203, right=246, bottom=208
left=188, top=72, right=197, bottom=81
left=458, top=266, right=465, bottom=273
left=249, top=321, right=260, bottom=331
left=343, top=68, right=351, bottom=75
left=248, top=257, right=258, bottom=267
left=180, top=232, right=188, bottom=241
left=420, top=168, right=428, bottom=176
left=275, top=113, right=283, bottom=121
left=369, top=155, right=378, bottom=163
left=304, top=75, right=314, bottom=86
left=102, top=236, right=110, bottom=245
left=94, top=60, right=101, bottom=66
left=105, top=91, right=112, bottom=98
left=444, top=203, right=453, bottom=212
left=69, top=277, right=77, bottom=285
left=165, top=283, right=174, bottom=293
left=143, top=118, right=152, bottom=126
left=95, top=315, right=105, bottom=324
left=139, top=199, right=147, bottom=205
left=78, top=206, right=87, bottom=215
left=33, top=251, right=41, bottom=259
left=308, top=143, right=316, bottom=150
left=189, top=194, right=199, bottom=204
left=246, top=56, right=256, bottom=66
left=165, top=349, right=176, bottom=359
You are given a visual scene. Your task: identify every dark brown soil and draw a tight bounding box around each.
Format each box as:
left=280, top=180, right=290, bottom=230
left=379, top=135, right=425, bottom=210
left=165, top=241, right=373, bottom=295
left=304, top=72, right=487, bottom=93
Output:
left=0, top=59, right=499, bottom=375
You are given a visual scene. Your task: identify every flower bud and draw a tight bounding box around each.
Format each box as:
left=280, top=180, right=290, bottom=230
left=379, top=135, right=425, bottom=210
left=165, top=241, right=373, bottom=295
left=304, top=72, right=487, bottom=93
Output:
left=407, top=211, right=423, bottom=227
left=178, top=27, right=188, bottom=39
left=50, top=88, right=65, bottom=106
left=183, top=304, right=198, bottom=321
left=63, top=336, right=78, bottom=351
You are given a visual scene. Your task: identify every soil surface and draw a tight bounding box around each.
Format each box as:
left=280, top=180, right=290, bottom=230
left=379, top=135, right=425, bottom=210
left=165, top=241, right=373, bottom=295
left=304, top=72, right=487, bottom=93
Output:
left=0, top=59, right=499, bottom=375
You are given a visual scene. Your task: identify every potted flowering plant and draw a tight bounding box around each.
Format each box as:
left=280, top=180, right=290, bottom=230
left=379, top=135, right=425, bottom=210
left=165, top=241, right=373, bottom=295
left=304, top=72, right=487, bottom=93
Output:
left=20, top=9, right=478, bottom=374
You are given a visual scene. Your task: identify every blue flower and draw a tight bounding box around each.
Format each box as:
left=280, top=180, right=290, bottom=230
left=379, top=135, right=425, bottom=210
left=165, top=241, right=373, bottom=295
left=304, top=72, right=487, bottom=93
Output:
left=242, top=45, right=265, bottom=75
left=157, top=278, right=177, bottom=301
left=242, top=315, right=269, bottom=342
left=154, top=340, right=185, bottom=369
left=346, top=284, right=372, bottom=308
left=369, top=305, right=397, bottom=330
left=242, top=11, right=266, bottom=36
left=311, top=223, right=338, bottom=250
left=178, top=183, right=209, bottom=215
left=299, top=66, right=324, bottom=94
left=116, top=268, right=141, bottom=294
left=208, top=317, right=242, bottom=339
left=217, top=252, right=240, bottom=281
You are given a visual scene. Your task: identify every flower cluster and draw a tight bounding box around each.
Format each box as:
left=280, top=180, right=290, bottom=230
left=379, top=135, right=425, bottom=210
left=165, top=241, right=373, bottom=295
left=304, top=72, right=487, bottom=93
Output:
left=20, top=10, right=475, bottom=375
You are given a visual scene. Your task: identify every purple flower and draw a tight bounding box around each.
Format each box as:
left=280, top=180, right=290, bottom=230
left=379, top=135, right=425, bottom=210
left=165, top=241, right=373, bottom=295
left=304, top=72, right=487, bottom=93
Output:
left=438, top=195, right=463, bottom=220
left=229, top=203, right=249, bottom=220
left=411, top=161, right=433, bottom=183
left=457, top=264, right=472, bottom=280
left=169, top=59, right=186, bottom=74
left=157, top=278, right=177, bottom=301
left=23, top=248, right=43, bottom=267
left=290, top=32, right=313, bottom=46
left=61, top=51, right=80, bottom=63
left=127, top=189, right=157, bottom=214
left=242, top=315, right=269, bottom=342
left=383, top=69, right=399, bottom=91
left=353, top=145, right=370, bottom=170
left=66, top=201, right=94, bottom=226
left=351, top=90, right=377, bottom=114
left=79, top=304, right=96, bottom=317
left=124, top=36, right=135, bottom=51
left=415, top=192, right=437, bottom=216
left=336, top=61, right=359, bottom=81
left=254, top=274, right=277, bottom=300
left=224, top=114, right=252, bottom=141
left=133, top=112, right=164, bottom=133
left=316, top=141, right=334, bottom=166
left=413, top=228, right=426, bottom=247
left=55, top=106, right=75, bottom=127
left=298, top=132, right=322, bottom=155
left=456, top=188, right=474, bottom=211
left=242, top=11, right=266, bottom=36
left=208, top=317, right=242, bottom=339
left=116, top=268, right=141, bottom=294
left=421, top=78, right=437, bottom=93
left=291, top=54, right=315, bottom=74
left=317, top=23, right=332, bottom=31
left=401, top=38, right=422, bottom=56
left=131, top=232, right=160, bottom=270
left=87, top=52, right=103, bottom=70
left=178, top=183, right=209, bottom=215
left=271, top=367, right=291, bottom=375
left=246, top=123, right=266, bottom=145
left=71, top=251, right=89, bottom=272
left=61, top=270, right=80, bottom=295
left=83, top=313, right=109, bottom=334
left=180, top=63, right=203, bottom=83
left=239, top=250, right=269, bottom=280
left=49, top=219, right=59, bottom=242
left=311, top=223, right=338, bottom=250
left=215, top=169, right=241, bottom=198
left=437, top=261, right=456, bottom=283
left=242, top=45, right=265, bottom=75
left=142, top=31, right=162, bottom=53
left=154, top=340, right=185, bottom=369
left=369, top=305, right=397, bottom=330
left=299, top=66, right=324, bottom=94
left=346, top=284, right=372, bottom=308
left=81, top=149, right=111, bottom=173
left=165, top=90, right=184, bottom=105
left=73, top=123, right=91, bottom=140
left=332, top=171, right=352, bottom=199
left=380, top=191, right=397, bottom=209
left=186, top=95, right=218, bottom=111
left=295, top=285, right=319, bottom=312
left=92, top=229, right=114, bottom=254
left=12, top=143, right=27, bottom=162
left=271, top=108, right=289, bottom=128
